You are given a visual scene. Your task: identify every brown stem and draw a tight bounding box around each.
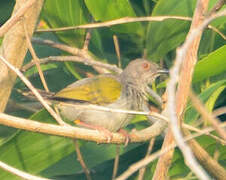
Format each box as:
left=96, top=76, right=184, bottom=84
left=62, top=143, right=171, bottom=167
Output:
left=154, top=0, right=210, bottom=179
left=0, top=0, right=44, bottom=112
left=112, top=145, right=120, bottom=180
left=137, top=138, right=155, bottom=180
left=0, top=112, right=166, bottom=144
left=184, top=129, right=226, bottom=179
left=74, top=140, right=92, bottom=180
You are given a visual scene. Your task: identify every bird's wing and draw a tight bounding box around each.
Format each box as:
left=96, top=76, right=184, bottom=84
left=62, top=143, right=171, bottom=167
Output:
left=55, top=75, right=122, bottom=105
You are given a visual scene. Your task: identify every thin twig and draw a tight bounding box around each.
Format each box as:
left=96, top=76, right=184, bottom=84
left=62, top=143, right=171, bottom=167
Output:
left=40, top=102, right=226, bottom=144
left=0, top=55, right=66, bottom=126
left=6, top=100, right=40, bottom=113
left=189, top=90, right=226, bottom=140
left=83, top=30, right=92, bottom=50
left=184, top=129, right=226, bottom=179
left=0, top=160, right=49, bottom=180
left=208, top=0, right=226, bottom=15
left=74, top=140, right=92, bottom=180
left=23, top=22, right=49, bottom=92
left=0, top=0, right=44, bottom=112
left=0, top=0, right=36, bottom=37
left=0, top=109, right=225, bottom=145
left=166, top=1, right=209, bottom=179
left=212, top=106, right=226, bottom=117
left=32, top=37, right=83, bottom=55
left=36, top=16, right=192, bottom=32
left=208, top=25, right=226, bottom=40
left=21, top=56, right=122, bottom=73
left=113, top=35, right=121, bottom=68
left=32, top=38, right=122, bottom=74
left=112, top=145, right=120, bottom=180
left=116, top=121, right=226, bottom=180
left=0, top=112, right=165, bottom=144
left=154, top=1, right=226, bottom=179
left=137, top=138, right=155, bottom=180
left=22, top=56, right=87, bottom=71
left=166, top=5, right=226, bottom=180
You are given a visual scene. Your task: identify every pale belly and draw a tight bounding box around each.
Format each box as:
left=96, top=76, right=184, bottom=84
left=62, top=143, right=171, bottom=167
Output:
left=57, top=102, right=134, bottom=132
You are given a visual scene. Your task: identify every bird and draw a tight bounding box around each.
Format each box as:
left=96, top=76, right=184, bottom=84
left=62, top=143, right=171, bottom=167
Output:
left=45, top=59, right=168, bottom=138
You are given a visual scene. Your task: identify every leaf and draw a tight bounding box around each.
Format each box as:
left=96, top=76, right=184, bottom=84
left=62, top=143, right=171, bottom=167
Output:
left=146, top=0, right=196, bottom=60
left=41, top=142, right=140, bottom=177
left=0, top=110, right=74, bottom=179
left=193, top=45, right=226, bottom=83
left=185, top=80, right=226, bottom=124
left=42, top=0, right=88, bottom=47
left=0, top=0, right=14, bottom=25
left=84, top=0, right=143, bottom=35
left=0, top=110, right=140, bottom=179
left=146, top=0, right=225, bottom=60
left=205, top=85, right=225, bottom=112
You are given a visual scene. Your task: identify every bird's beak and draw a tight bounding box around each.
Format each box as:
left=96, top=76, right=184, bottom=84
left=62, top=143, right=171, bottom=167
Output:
left=157, top=69, right=169, bottom=74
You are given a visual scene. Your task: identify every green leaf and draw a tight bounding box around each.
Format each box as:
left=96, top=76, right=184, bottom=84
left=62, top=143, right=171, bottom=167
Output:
left=193, top=45, right=226, bottom=83
left=84, top=0, right=143, bottom=35
left=0, top=110, right=74, bottom=179
left=207, top=1, right=226, bottom=27
left=41, top=142, right=140, bottom=177
left=146, top=0, right=225, bottom=60
left=0, top=110, right=140, bottom=179
left=146, top=0, right=196, bottom=60
left=185, top=80, right=226, bottom=124
left=42, top=0, right=88, bottom=47
left=0, top=0, right=14, bottom=25
left=205, top=85, right=225, bottom=112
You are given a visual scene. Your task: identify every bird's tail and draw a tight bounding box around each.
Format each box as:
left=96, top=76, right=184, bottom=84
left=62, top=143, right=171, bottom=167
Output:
left=16, top=88, right=55, bottom=100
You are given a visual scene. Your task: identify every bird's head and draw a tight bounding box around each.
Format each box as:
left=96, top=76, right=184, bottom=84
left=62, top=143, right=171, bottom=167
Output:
left=121, top=59, right=168, bottom=86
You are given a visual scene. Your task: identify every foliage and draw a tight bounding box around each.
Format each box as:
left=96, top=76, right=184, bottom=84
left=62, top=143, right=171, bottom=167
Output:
left=0, top=0, right=225, bottom=179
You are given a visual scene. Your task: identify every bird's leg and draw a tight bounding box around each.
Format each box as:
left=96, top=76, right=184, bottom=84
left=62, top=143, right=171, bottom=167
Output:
left=74, top=120, right=113, bottom=143
left=117, top=129, right=130, bottom=146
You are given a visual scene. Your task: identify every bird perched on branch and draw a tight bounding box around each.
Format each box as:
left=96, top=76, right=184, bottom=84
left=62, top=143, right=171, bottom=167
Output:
left=29, top=59, right=167, bottom=142
left=47, top=59, right=167, bottom=137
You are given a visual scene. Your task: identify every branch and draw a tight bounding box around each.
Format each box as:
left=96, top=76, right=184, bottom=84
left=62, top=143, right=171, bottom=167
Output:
left=0, top=0, right=44, bottom=112
left=189, top=90, right=226, bottom=140
left=184, top=129, right=226, bottom=179
left=0, top=112, right=166, bottom=144
left=208, top=0, right=226, bottom=15
left=31, top=38, right=122, bottom=74
left=36, top=16, right=192, bottom=32
left=137, top=138, right=155, bottom=180
left=112, top=145, right=120, bottom=180
left=0, top=0, right=36, bottom=37
left=116, top=122, right=226, bottom=180
left=21, top=56, right=122, bottom=74
left=166, top=6, right=226, bottom=180
left=154, top=1, right=226, bottom=180
left=23, top=22, right=49, bottom=92
left=0, top=55, right=66, bottom=126
left=74, top=140, right=92, bottom=180
left=0, top=160, right=49, bottom=180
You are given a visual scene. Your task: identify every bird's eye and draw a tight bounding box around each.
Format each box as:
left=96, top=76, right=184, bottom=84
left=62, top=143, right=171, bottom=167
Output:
left=142, top=62, right=150, bottom=70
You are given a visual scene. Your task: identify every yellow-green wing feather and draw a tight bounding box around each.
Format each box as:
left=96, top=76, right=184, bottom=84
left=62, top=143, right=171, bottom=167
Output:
left=55, top=76, right=122, bottom=105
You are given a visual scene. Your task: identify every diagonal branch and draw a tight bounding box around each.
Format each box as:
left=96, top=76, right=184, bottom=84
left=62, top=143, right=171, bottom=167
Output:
left=116, top=121, right=226, bottom=180
left=0, top=0, right=44, bottom=112
left=153, top=1, right=226, bottom=180
left=189, top=90, right=226, bottom=140
left=0, top=0, right=36, bottom=37
left=36, top=16, right=192, bottom=32
left=0, top=160, right=49, bottom=180
left=0, top=55, right=66, bottom=126
left=0, top=112, right=165, bottom=144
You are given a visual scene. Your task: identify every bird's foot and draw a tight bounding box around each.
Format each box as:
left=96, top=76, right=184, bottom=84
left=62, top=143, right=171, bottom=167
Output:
left=118, top=129, right=130, bottom=146
left=74, top=120, right=113, bottom=143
